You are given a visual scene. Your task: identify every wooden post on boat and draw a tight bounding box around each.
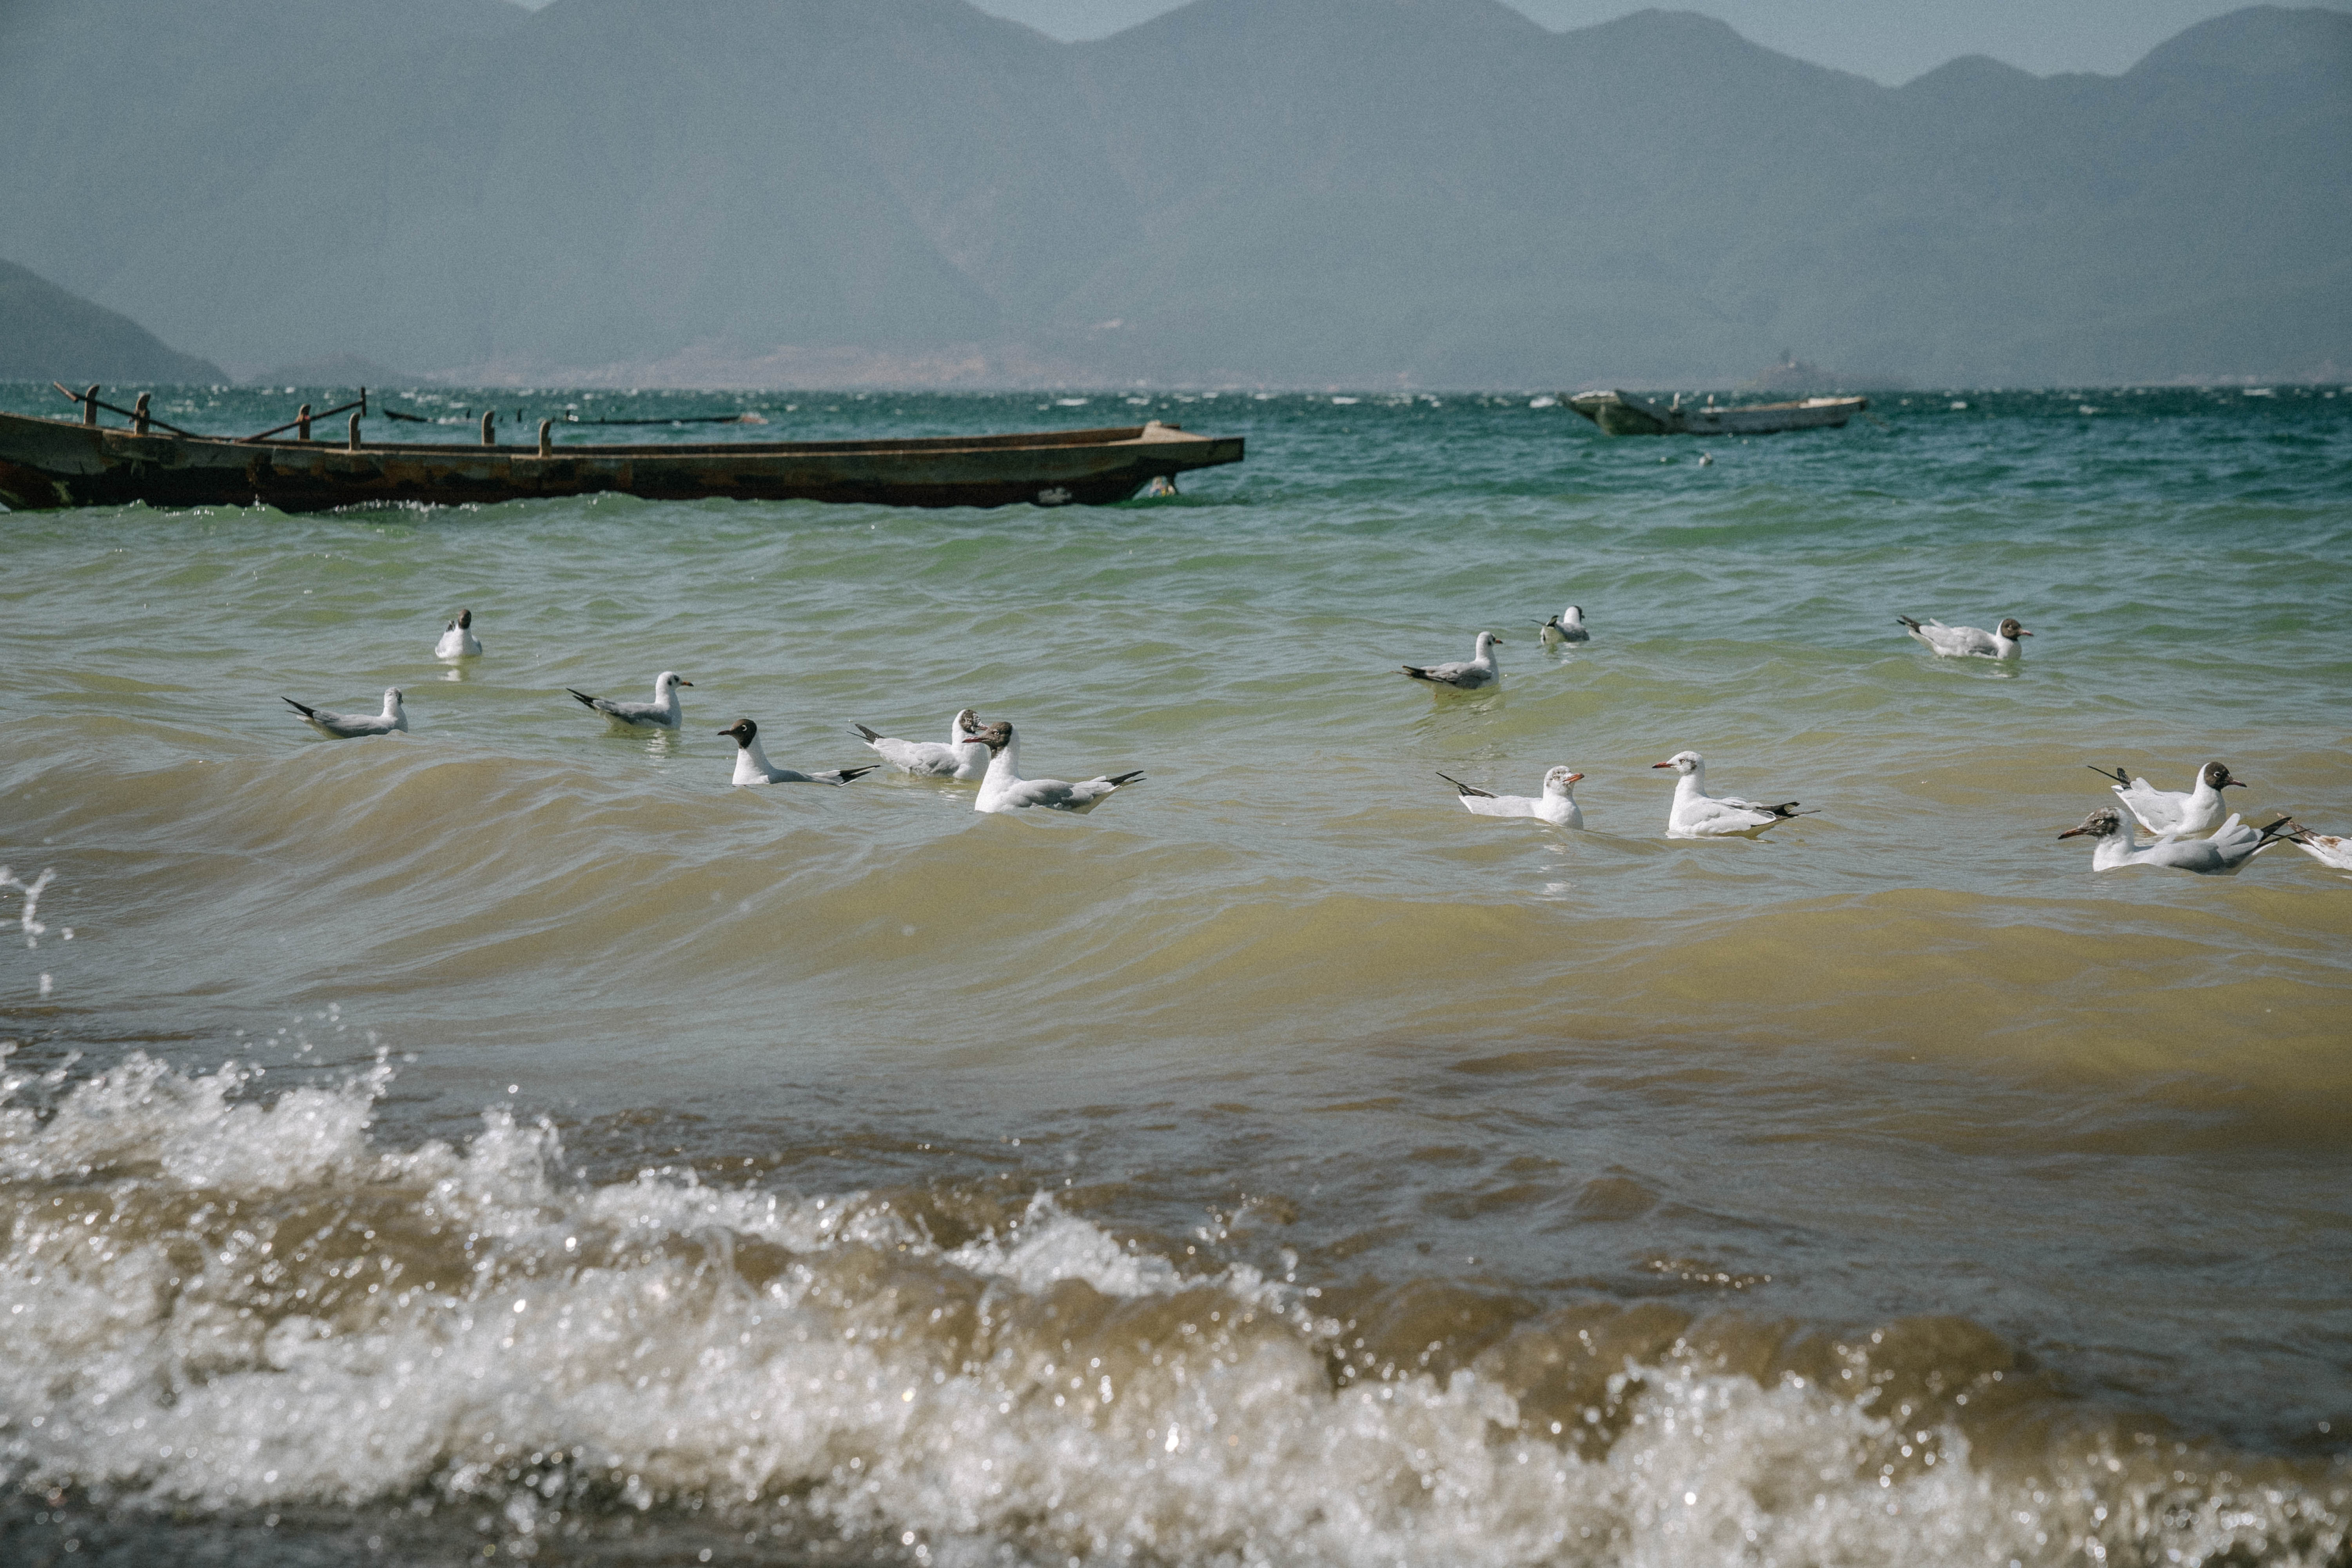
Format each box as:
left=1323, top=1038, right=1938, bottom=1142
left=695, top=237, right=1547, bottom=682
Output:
left=481, top=411, right=495, bottom=446
left=348, top=411, right=362, bottom=451
left=83, top=386, right=100, bottom=426
left=537, top=419, right=552, bottom=457
left=297, top=403, right=312, bottom=441
left=134, top=393, right=151, bottom=435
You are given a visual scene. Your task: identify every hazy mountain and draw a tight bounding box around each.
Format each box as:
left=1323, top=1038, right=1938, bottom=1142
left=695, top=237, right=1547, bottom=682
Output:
left=0, top=260, right=226, bottom=384
left=0, top=0, right=2341, bottom=386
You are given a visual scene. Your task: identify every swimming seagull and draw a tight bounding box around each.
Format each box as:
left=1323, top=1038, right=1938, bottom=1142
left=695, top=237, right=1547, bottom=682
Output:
left=967, top=720, right=1141, bottom=813
left=1401, top=632, right=1503, bottom=690
left=1896, top=615, right=2031, bottom=659
left=2270, top=820, right=2352, bottom=871
left=2057, top=806, right=2290, bottom=874
left=2088, top=761, right=2244, bottom=836
left=852, top=708, right=987, bottom=780
left=434, top=608, right=482, bottom=659
left=1537, top=606, right=1591, bottom=648
left=283, top=688, right=408, bottom=739
left=568, top=671, right=692, bottom=729
left=1651, top=750, right=1811, bottom=837
left=1437, top=767, right=1584, bottom=828
left=717, top=719, right=876, bottom=786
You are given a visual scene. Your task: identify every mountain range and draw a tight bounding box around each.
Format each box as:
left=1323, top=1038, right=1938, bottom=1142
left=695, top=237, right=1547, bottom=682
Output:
left=1, top=0, right=2343, bottom=387
left=0, top=260, right=225, bottom=384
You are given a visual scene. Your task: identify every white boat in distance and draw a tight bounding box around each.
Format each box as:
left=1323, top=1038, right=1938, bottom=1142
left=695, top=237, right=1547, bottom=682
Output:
left=1567, top=388, right=1866, bottom=436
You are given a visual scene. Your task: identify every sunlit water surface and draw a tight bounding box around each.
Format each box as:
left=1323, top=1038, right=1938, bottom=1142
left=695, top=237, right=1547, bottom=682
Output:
left=2, top=382, right=2349, bottom=1565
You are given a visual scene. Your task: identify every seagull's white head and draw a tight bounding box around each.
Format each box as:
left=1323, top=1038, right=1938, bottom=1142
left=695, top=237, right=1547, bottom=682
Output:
left=1652, top=750, right=1702, bottom=776
left=1997, top=617, right=2031, bottom=640
left=1475, top=631, right=1503, bottom=654
left=656, top=671, right=693, bottom=695
left=1563, top=605, right=1584, bottom=624
left=717, top=718, right=758, bottom=748
left=385, top=687, right=405, bottom=709
left=1543, top=766, right=1584, bottom=795
left=2059, top=807, right=2122, bottom=841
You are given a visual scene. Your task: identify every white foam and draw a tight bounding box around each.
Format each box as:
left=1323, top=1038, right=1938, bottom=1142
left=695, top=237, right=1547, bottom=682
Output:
left=0, top=1055, right=2341, bottom=1565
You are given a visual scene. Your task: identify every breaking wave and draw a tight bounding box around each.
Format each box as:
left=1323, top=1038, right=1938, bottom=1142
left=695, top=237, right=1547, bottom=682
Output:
left=2, top=1049, right=2345, bottom=1565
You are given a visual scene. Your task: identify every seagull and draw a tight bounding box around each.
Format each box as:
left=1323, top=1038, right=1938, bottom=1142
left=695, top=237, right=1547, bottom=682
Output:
left=283, top=688, right=408, bottom=739
left=2057, top=806, right=2291, bottom=874
left=2271, top=820, right=2352, bottom=871
left=568, top=671, right=691, bottom=729
left=1401, top=632, right=1503, bottom=690
left=967, top=720, right=1141, bottom=813
left=1537, top=606, right=1591, bottom=648
left=717, top=720, right=876, bottom=786
left=1651, top=750, right=1811, bottom=837
left=1896, top=615, right=2031, bottom=659
left=434, top=608, right=481, bottom=659
left=2088, top=761, right=2244, bottom=836
left=851, top=709, right=987, bottom=780
left=1437, top=767, right=1583, bottom=828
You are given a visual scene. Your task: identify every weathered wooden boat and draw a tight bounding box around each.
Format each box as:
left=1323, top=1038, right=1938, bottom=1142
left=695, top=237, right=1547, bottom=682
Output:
left=1567, top=389, right=1866, bottom=436
left=0, top=389, right=1244, bottom=512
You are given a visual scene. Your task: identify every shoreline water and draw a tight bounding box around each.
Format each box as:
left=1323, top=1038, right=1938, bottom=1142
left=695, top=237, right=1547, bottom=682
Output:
left=4, top=383, right=2348, bottom=1563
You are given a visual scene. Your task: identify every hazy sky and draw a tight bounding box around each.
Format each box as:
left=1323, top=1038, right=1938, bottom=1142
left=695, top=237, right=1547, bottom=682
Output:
left=964, top=0, right=2352, bottom=83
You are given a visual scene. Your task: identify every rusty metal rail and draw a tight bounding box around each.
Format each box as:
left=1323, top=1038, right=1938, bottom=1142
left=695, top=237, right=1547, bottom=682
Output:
left=238, top=389, right=367, bottom=443
left=51, top=381, right=200, bottom=438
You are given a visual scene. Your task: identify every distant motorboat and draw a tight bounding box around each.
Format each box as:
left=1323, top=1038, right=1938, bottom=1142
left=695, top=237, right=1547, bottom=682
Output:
left=1566, top=388, right=1866, bottom=436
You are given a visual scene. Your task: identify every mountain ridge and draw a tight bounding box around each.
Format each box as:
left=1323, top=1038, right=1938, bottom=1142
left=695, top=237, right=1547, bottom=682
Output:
left=0, top=0, right=2341, bottom=387
left=0, top=259, right=227, bottom=385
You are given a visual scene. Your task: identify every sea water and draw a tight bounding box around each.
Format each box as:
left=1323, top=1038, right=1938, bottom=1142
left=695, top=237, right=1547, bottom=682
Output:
left=2, top=383, right=2348, bottom=1565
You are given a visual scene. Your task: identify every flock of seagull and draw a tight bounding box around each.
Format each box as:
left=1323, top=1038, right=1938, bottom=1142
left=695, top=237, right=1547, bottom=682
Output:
left=284, top=610, right=1145, bottom=815
left=278, top=603, right=2348, bottom=869
left=1394, top=603, right=2345, bottom=873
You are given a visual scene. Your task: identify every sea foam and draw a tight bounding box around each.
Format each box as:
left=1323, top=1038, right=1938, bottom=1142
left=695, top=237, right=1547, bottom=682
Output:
left=0, top=1051, right=2343, bottom=1565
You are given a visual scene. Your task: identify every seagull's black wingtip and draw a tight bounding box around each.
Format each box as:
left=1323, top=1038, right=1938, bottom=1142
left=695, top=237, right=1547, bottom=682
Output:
left=566, top=689, right=598, bottom=709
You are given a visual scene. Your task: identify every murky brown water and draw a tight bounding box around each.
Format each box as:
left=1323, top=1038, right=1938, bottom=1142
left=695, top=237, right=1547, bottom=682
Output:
left=4, top=385, right=2349, bottom=1564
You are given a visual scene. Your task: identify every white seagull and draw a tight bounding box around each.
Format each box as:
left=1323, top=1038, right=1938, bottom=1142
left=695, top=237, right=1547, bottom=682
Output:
left=967, top=720, right=1142, bottom=813
left=1896, top=615, right=2031, bottom=659
left=2057, top=806, right=2290, bottom=874
left=1437, top=767, right=1584, bottom=828
left=2274, top=820, right=2352, bottom=871
left=283, top=687, right=408, bottom=739
left=1652, top=750, right=1811, bottom=837
left=717, top=720, right=876, bottom=786
left=852, top=708, right=987, bottom=780
left=1537, top=605, right=1591, bottom=648
left=2088, top=761, right=2245, bottom=836
left=434, top=608, right=482, bottom=659
left=568, top=671, right=692, bottom=729
left=1401, top=631, right=1503, bottom=690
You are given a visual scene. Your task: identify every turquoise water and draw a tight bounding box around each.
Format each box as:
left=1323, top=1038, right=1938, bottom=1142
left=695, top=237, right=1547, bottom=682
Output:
left=2, top=381, right=2349, bottom=1565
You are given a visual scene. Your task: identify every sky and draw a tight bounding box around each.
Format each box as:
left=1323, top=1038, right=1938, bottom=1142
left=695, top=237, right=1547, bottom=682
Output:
left=961, top=0, right=2352, bottom=83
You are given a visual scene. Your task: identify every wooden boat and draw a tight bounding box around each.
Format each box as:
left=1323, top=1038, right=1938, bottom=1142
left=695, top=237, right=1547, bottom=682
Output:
left=0, top=392, right=1244, bottom=512
left=1567, top=389, right=1865, bottom=436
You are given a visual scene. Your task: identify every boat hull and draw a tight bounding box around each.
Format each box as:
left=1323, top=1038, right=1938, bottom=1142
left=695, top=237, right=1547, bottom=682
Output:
left=0, top=412, right=1243, bottom=512
left=1566, top=390, right=1864, bottom=436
